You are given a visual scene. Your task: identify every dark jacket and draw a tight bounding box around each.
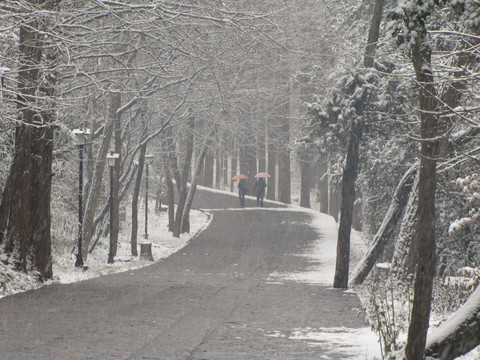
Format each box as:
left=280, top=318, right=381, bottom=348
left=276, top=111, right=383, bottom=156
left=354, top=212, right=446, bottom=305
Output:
left=255, top=178, right=266, bottom=196
left=238, top=179, right=247, bottom=195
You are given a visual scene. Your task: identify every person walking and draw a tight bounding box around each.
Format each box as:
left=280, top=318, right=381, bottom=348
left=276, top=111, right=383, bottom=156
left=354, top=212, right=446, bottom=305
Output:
left=238, top=178, right=247, bottom=207
left=255, top=177, right=267, bottom=207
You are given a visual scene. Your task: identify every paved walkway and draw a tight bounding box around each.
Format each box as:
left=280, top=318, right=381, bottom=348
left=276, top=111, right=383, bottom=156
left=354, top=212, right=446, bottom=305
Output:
left=0, top=187, right=379, bottom=359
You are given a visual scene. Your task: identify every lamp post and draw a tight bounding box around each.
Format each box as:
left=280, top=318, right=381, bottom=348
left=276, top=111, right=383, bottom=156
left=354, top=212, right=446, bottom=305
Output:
left=107, top=150, right=119, bottom=264
left=144, top=154, right=154, bottom=239
left=73, top=128, right=90, bottom=268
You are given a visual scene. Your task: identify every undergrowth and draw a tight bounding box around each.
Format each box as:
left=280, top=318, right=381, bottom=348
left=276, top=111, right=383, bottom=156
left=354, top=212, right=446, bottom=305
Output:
left=357, top=265, right=478, bottom=359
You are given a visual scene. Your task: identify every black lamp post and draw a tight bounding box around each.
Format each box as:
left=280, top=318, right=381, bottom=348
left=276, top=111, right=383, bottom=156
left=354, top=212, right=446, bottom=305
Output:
left=144, top=154, right=154, bottom=239
left=107, top=150, right=119, bottom=264
left=73, top=127, right=90, bottom=268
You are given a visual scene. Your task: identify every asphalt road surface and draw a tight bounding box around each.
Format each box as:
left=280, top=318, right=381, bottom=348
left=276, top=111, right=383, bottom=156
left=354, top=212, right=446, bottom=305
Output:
left=0, top=187, right=374, bottom=359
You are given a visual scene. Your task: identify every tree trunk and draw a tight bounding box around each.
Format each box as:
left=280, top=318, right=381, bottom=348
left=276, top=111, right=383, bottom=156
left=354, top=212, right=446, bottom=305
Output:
left=166, top=129, right=182, bottom=194
left=173, top=116, right=195, bottom=238
left=299, top=156, right=311, bottom=208
left=0, top=2, right=56, bottom=279
left=203, top=148, right=214, bottom=187
left=393, top=143, right=477, bottom=280
left=130, top=144, right=147, bottom=256
left=165, top=167, right=175, bottom=232
left=113, top=93, right=122, bottom=256
left=405, top=27, right=439, bottom=360
left=364, top=0, right=385, bottom=68
left=333, top=0, right=384, bottom=289
left=3, top=123, right=54, bottom=280
left=425, top=286, right=480, bottom=360
left=230, top=140, right=237, bottom=193
left=392, top=172, right=419, bottom=278
left=245, top=144, right=257, bottom=194
left=277, top=117, right=291, bottom=204
left=317, top=157, right=329, bottom=213
left=267, top=135, right=276, bottom=201
left=222, top=133, right=229, bottom=190
left=28, top=124, right=54, bottom=278
left=155, top=187, right=161, bottom=213
left=310, top=159, right=318, bottom=193
left=181, top=126, right=217, bottom=233
left=222, top=145, right=228, bottom=190
left=333, top=121, right=363, bottom=288
left=215, top=148, right=222, bottom=189
left=258, top=129, right=266, bottom=172
left=82, top=95, right=117, bottom=260
left=391, top=47, right=474, bottom=281
left=327, top=160, right=340, bottom=221
left=349, top=164, right=417, bottom=286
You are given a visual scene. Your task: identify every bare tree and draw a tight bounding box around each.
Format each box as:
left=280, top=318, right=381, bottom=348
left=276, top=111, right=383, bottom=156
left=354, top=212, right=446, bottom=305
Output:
left=0, top=0, right=60, bottom=279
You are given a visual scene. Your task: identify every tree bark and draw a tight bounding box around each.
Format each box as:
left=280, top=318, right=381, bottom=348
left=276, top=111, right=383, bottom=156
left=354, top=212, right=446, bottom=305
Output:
left=317, top=157, right=329, bottom=213
left=230, top=140, right=237, bottom=193
left=425, top=286, right=480, bottom=360
left=165, top=167, right=175, bottom=232
left=405, top=29, right=439, bottom=360
left=299, top=155, right=311, bottom=208
left=333, top=121, right=363, bottom=288
left=328, top=160, right=340, bottom=221
left=113, top=93, right=122, bottom=256
left=173, top=116, right=195, bottom=238
left=392, top=172, right=419, bottom=278
left=393, top=138, right=479, bottom=280
left=245, top=144, right=257, bottom=194
left=333, top=0, right=384, bottom=289
left=222, top=142, right=228, bottom=190
left=215, top=148, right=222, bottom=189
left=130, top=143, right=147, bottom=256
left=29, top=124, right=54, bottom=279
left=277, top=116, right=291, bottom=204
left=181, top=125, right=217, bottom=233
left=258, top=128, right=266, bottom=172
left=364, top=0, right=385, bottom=68
left=267, top=133, right=276, bottom=200
left=349, top=164, right=417, bottom=286
left=203, top=148, right=214, bottom=187
left=82, top=95, right=117, bottom=260
left=0, top=1, right=56, bottom=279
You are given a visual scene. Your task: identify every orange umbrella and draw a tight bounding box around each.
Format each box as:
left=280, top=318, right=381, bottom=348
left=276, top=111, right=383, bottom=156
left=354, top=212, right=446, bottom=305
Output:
left=232, top=174, right=248, bottom=180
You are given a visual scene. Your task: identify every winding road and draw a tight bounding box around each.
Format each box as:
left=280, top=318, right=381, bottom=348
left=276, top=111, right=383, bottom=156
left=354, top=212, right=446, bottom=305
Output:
left=0, top=187, right=379, bottom=359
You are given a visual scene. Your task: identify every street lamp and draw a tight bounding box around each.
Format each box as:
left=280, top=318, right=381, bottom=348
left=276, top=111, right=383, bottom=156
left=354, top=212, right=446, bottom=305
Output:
left=144, top=154, right=154, bottom=239
left=73, top=127, right=90, bottom=268
left=106, top=150, right=119, bottom=264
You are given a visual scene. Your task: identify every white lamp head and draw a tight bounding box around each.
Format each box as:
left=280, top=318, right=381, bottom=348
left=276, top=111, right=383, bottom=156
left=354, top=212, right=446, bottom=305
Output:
left=106, top=150, right=120, bottom=167
left=73, top=128, right=91, bottom=145
left=144, top=154, right=154, bottom=164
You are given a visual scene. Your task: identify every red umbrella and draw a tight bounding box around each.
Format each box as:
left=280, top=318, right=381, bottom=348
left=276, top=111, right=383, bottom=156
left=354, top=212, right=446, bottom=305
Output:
left=232, top=174, right=248, bottom=180
left=254, top=172, right=271, bottom=178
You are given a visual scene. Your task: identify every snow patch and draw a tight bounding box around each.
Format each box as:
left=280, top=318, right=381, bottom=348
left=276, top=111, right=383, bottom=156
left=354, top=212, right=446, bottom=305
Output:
left=1, top=206, right=211, bottom=297
left=264, top=326, right=380, bottom=359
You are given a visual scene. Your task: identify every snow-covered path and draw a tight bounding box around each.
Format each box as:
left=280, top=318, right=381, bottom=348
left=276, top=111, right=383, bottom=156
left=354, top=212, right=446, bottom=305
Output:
left=0, top=187, right=380, bottom=359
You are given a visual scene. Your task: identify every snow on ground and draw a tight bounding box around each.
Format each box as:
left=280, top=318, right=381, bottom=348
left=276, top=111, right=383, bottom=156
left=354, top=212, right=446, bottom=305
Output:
left=264, top=206, right=382, bottom=360
left=52, top=206, right=212, bottom=284
left=0, top=205, right=211, bottom=297
left=264, top=326, right=380, bottom=359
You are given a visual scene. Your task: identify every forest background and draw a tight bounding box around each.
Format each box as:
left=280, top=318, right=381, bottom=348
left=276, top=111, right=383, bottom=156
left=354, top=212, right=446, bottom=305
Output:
left=1, top=0, right=480, bottom=359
